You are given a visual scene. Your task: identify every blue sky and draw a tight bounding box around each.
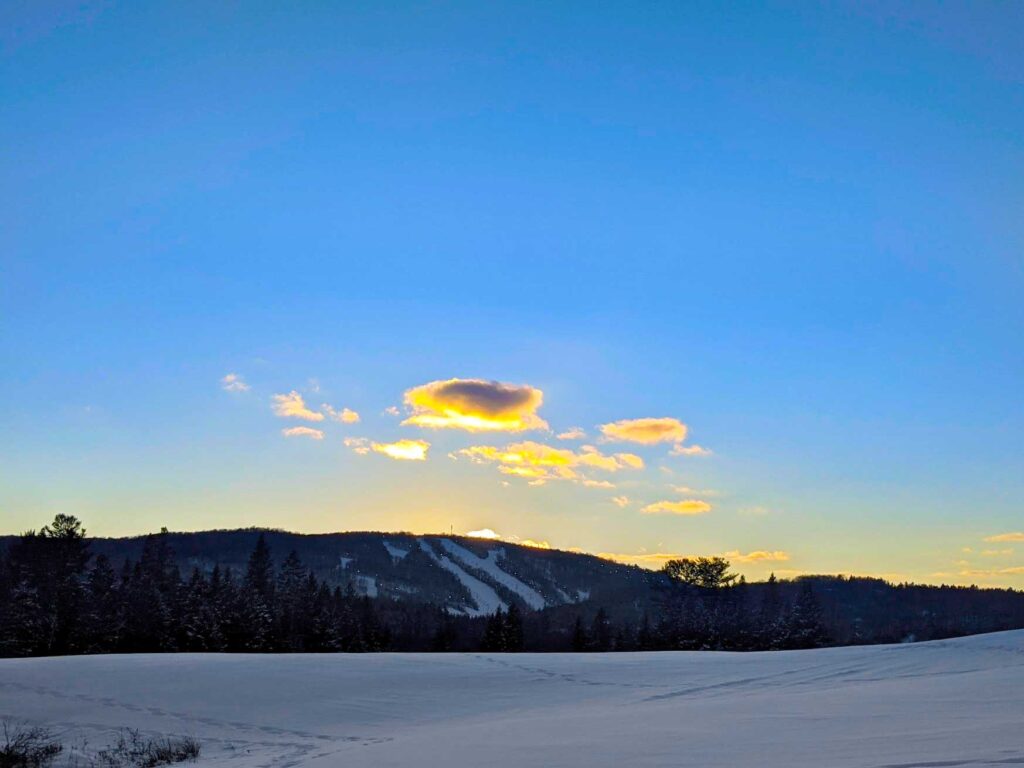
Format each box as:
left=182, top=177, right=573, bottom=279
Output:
left=2, top=1, right=1022, bottom=584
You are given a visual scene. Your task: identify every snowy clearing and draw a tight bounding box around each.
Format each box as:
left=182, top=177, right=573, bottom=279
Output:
left=2, top=631, right=1023, bottom=767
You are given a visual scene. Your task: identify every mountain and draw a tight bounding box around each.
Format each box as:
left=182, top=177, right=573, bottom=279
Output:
left=77, top=529, right=658, bottom=617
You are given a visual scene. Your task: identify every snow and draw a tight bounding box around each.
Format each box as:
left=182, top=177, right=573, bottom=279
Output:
left=438, top=538, right=547, bottom=610
left=382, top=541, right=409, bottom=560
left=355, top=574, right=377, bottom=598
left=3, top=631, right=1024, bottom=767
left=338, top=556, right=353, bottom=569
left=418, top=538, right=505, bottom=616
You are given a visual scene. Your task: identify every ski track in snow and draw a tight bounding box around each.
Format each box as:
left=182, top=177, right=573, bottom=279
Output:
left=5, top=631, right=1024, bottom=767
left=438, top=538, right=547, bottom=610
left=382, top=541, right=409, bottom=560
left=418, top=538, right=505, bottom=616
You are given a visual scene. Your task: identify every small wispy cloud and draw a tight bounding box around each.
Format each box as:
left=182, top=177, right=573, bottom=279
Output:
left=383, top=405, right=401, bottom=416
left=611, top=495, right=631, bottom=508
left=556, top=427, right=586, bottom=440
left=670, top=443, right=713, bottom=457
left=641, top=499, right=712, bottom=516
left=599, top=417, right=687, bottom=445
left=281, top=426, right=324, bottom=440
left=221, top=373, right=250, bottom=393
left=984, top=532, right=1024, bottom=543
left=323, top=404, right=360, bottom=424
left=272, top=391, right=324, bottom=422
left=343, top=437, right=371, bottom=455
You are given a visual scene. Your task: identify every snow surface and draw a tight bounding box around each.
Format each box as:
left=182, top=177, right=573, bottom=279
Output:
left=3, top=631, right=1024, bottom=767
left=438, top=538, right=547, bottom=610
left=417, top=538, right=504, bottom=615
left=382, top=541, right=409, bottom=560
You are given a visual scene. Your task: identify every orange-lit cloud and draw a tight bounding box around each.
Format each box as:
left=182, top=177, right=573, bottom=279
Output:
left=611, top=495, right=631, bottom=508
left=272, top=391, right=324, bottom=422
left=670, top=443, right=713, bottom=456
left=985, top=532, right=1024, bottom=542
left=466, top=528, right=501, bottom=539
left=323, top=404, right=360, bottom=424
left=372, top=439, right=430, bottom=461
left=557, top=427, right=586, bottom=440
left=601, top=549, right=788, bottom=568
left=641, top=499, right=712, bottom=515
left=281, top=426, right=324, bottom=440
left=221, top=373, right=250, bottom=393
left=454, top=440, right=643, bottom=485
left=599, top=417, right=687, bottom=445
left=402, top=378, right=547, bottom=432
left=464, top=528, right=552, bottom=549
left=723, top=550, right=790, bottom=563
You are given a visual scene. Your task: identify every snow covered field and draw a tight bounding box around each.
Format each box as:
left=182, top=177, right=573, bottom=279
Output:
left=2, top=630, right=1023, bottom=767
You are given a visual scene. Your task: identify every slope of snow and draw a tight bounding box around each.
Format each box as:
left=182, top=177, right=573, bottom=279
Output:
left=382, top=541, right=409, bottom=560
left=3, top=631, right=1024, bottom=767
left=438, top=538, right=546, bottom=610
left=418, top=538, right=505, bottom=616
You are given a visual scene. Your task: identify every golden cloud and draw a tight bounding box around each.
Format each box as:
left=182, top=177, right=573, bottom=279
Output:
left=323, top=404, right=360, bottom=424
left=281, top=426, right=324, bottom=440
left=466, top=528, right=501, bottom=539
left=272, top=391, right=324, bottom=422
left=221, top=373, right=250, bottom=393
left=372, top=439, right=430, bottom=461
left=641, top=499, right=712, bottom=516
left=556, top=427, right=586, bottom=440
left=599, top=417, right=687, bottom=445
left=454, top=440, right=643, bottom=485
left=402, top=378, right=547, bottom=432
left=611, top=495, right=631, bottom=508
left=464, top=529, right=552, bottom=549
left=984, top=532, right=1024, bottom=543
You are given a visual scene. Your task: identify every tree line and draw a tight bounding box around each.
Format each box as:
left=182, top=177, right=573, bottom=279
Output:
left=2, top=516, right=1023, bottom=658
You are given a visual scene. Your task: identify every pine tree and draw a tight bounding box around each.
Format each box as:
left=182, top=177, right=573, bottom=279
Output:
left=503, top=603, right=524, bottom=651
left=571, top=616, right=587, bottom=652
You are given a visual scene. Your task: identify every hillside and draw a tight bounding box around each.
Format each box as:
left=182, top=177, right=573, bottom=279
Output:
left=4, top=630, right=1024, bottom=767
left=76, top=529, right=656, bottom=616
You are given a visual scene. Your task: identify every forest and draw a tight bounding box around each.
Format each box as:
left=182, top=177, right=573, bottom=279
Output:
left=3, top=514, right=1024, bottom=658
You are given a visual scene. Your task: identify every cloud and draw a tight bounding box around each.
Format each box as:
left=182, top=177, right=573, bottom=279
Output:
left=372, top=439, right=430, bottom=461
left=984, top=532, right=1024, bottom=543
left=221, top=373, right=250, bottom=393
left=281, top=426, right=324, bottom=440
left=722, top=550, right=790, bottom=563
left=599, top=417, right=687, bottom=445
left=343, top=437, right=371, bottom=455
left=611, top=495, right=631, bottom=508
left=323, top=404, right=360, bottom=424
left=464, top=529, right=552, bottom=549
left=670, top=443, right=713, bottom=457
left=453, top=440, right=644, bottom=485
left=669, top=484, right=719, bottom=496
left=957, top=565, right=1024, bottom=578
left=601, top=549, right=788, bottom=568
left=383, top=406, right=401, bottom=416
left=981, top=549, right=1014, bottom=557
left=641, top=499, right=712, bottom=516
left=401, top=378, right=548, bottom=432
left=272, top=391, right=324, bottom=422
left=557, top=427, right=586, bottom=440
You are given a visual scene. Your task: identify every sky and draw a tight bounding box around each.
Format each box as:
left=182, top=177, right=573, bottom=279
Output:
left=2, top=1, right=1022, bottom=586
